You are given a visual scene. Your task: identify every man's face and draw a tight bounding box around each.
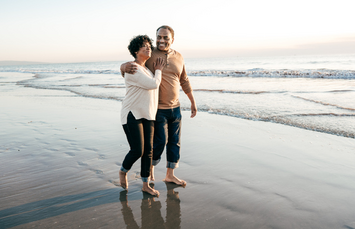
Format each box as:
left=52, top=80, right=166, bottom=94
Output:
left=156, top=28, right=174, bottom=51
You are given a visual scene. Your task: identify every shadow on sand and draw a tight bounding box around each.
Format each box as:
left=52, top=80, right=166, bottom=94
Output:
left=0, top=182, right=181, bottom=228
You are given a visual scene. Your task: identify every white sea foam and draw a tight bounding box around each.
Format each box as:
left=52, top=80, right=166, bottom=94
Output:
left=188, top=69, right=355, bottom=79
left=2, top=57, right=355, bottom=79
left=2, top=67, right=355, bottom=79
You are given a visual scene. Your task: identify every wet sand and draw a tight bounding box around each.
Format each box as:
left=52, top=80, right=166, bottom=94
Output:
left=1, top=72, right=355, bottom=228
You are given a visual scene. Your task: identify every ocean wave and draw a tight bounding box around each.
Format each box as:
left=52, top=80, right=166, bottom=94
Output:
left=2, top=67, right=355, bottom=79
left=193, top=89, right=269, bottom=94
left=291, top=95, right=355, bottom=111
left=0, top=69, right=120, bottom=75
left=188, top=69, right=355, bottom=79
left=181, top=107, right=355, bottom=138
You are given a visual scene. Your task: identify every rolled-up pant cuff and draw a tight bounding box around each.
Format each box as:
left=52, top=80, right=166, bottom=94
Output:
left=120, top=166, right=129, bottom=173
left=152, top=159, right=160, bottom=166
left=167, top=161, right=179, bottom=169
left=141, top=177, right=149, bottom=182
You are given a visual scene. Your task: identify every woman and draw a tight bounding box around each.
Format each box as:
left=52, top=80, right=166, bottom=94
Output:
left=119, top=35, right=165, bottom=196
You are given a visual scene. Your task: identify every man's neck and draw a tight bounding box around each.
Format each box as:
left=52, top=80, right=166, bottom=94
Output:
left=155, top=47, right=173, bottom=54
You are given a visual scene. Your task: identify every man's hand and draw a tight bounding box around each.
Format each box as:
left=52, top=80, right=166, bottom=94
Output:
left=120, top=62, right=138, bottom=77
left=190, top=103, right=197, bottom=118
left=186, top=92, right=197, bottom=118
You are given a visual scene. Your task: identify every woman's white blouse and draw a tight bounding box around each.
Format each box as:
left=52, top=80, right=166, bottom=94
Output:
left=121, top=65, right=162, bottom=125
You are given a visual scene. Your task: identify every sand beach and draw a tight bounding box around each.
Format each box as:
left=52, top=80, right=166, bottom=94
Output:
left=1, top=72, right=355, bottom=228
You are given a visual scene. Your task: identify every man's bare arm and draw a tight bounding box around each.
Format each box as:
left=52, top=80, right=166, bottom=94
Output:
left=186, top=91, right=197, bottom=118
left=120, top=62, right=138, bottom=77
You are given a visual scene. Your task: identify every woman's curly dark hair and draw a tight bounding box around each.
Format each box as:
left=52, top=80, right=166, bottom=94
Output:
left=128, top=35, right=153, bottom=58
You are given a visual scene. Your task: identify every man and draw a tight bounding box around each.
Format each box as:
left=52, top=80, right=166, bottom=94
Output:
left=121, top=25, right=197, bottom=186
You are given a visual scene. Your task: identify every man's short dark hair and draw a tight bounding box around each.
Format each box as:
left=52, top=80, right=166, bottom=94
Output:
left=128, top=35, right=153, bottom=58
left=156, top=25, right=174, bottom=38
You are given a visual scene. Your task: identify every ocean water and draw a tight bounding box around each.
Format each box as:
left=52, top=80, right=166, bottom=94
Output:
left=1, top=54, right=355, bottom=138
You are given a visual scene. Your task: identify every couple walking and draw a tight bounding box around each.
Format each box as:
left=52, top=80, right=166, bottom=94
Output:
left=119, top=25, right=197, bottom=196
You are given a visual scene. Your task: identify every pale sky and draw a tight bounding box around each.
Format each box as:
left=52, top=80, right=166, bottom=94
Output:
left=1, top=0, right=354, bottom=63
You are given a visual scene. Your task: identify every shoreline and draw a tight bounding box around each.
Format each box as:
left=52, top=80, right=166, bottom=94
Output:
left=1, top=73, right=355, bottom=228
left=12, top=71, right=355, bottom=140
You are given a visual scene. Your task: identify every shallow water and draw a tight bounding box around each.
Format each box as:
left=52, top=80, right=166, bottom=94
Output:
left=8, top=73, right=354, bottom=138
left=1, top=54, right=355, bottom=138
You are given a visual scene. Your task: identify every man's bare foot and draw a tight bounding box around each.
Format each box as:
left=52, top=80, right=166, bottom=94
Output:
left=164, top=168, right=186, bottom=186
left=149, top=166, right=155, bottom=181
left=119, top=170, right=128, bottom=189
left=164, top=175, right=186, bottom=186
left=142, top=182, right=159, bottom=196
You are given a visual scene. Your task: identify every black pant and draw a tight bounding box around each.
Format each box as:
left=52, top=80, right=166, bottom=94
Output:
left=122, top=112, right=154, bottom=179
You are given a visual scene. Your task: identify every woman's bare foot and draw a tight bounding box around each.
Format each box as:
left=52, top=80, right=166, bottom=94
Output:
left=142, top=182, right=159, bottom=196
left=119, top=170, right=128, bottom=189
left=149, top=166, right=155, bottom=181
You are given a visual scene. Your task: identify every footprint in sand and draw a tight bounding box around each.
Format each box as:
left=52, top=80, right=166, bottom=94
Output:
left=77, top=161, right=88, bottom=167
left=65, top=152, right=75, bottom=157
left=89, top=168, right=104, bottom=175
left=108, top=179, right=120, bottom=186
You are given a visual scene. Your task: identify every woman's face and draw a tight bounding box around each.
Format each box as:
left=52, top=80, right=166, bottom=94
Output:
left=136, top=42, right=152, bottom=59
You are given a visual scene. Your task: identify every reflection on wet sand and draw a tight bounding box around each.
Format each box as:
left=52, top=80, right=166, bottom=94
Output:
left=120, top=183, right=181, bottom=229
left=0, top=183, right=181, bottom=228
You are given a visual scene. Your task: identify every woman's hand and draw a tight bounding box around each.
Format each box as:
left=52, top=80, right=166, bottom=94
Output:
left=153, top=57, right=165, bottom=71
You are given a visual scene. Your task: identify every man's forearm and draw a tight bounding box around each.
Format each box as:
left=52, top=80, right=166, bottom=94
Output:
left=120, top=62, right=137, bottom=77
left=186, top=91, right=196, bottom=106
left=120, top=63, right=127, bottom=77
